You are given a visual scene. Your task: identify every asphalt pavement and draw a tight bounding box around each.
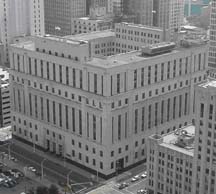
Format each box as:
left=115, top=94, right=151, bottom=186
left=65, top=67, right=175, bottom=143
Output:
left=0, top=141, right=98, bottom=193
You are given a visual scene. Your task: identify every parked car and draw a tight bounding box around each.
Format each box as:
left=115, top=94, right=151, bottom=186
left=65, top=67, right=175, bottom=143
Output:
left=28, top=166, right=36, bottom=173
left=10, top=157, right=18, bottom=162
left=11, top=169, right=24, bottom=177
left=118, top=182, right=129, bottom=190
left=141, top=173, right=147, bottom=179
left=131, top=175, right=140, bottom=182
left=137, top=189, right=147, bottom=194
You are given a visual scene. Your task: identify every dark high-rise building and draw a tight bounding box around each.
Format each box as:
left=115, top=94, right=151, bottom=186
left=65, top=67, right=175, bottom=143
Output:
left=44, top=0, right=86, bottom=36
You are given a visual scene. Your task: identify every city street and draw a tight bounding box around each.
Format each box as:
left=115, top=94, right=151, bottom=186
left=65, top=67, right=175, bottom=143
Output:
left=88, top=177, right=147, bottom=194
left=0, top=141, right=98, bottom=193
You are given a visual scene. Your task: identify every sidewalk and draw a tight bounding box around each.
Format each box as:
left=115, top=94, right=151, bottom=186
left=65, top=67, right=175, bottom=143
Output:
left=13, top=138, right=103, bottom=182
left=3, top=156, right=64, bottom=193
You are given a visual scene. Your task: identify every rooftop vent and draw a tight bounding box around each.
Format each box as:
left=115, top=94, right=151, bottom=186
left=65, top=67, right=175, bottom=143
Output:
left=174, top=129, right=194, bottom=148
left=141, top=42, right=175, bottom=56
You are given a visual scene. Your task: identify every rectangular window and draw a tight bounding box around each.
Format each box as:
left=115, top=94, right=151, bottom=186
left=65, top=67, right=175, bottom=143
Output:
left=53, top=63, right=56, bottom=81
left=209, top=104, right=213, bottom=120
left=155, top=102, right=158, bottom=126
left=154, top=64, right=157, bottom=82
left=72, top=108, right=75, bottom=132
left=35, top=95, right=38, bottom=118
left=100, top=117, right=102, bottom=143
left=46, top=99, right=50, bottom=122
left=148, top=105, right=151, bottom=129
left=200, top=103, right=204, bottom=118
left=167, top=98, right=170, bottom=121
left=179, top=95, right=182, bottom=117
left=101, top=75, right=104, bottom=95
left=80, top=70, right=83, bottom=89
left=66, top=67, right=69, bottom=85
left=53, top=101, right=56, bottom=124
left=118, top=115, right=121, bottom=140
left=173, top=96, right=176, bottom=119
left=47, top=62, right=50, bottom=80
left=93, top=115, right=96, bottom=140
left=142, top=107, right=145, bottom=131
left=40, top=97, right=44, bottom=120
left=29, top=58, right=32, bottom=74
left=135, top=109, right=138, bottom=133
left=79, top=110, right=82, bottom=135
left=148, top=66, right=151, bottom=84
left=141, top=68, right=144, bottom=86
left=179, top=59, right=182, bottom=75
left=117, top=73, right=120, bottom=93
left=112, top=117, right=114, bottom=143
left=94, top=74, right=97, bottom=93
left=59, top=103, right=62, bottom=127
left=161, top=63, right=164, bottom=81
left=134, top=70, right=137, bottom=88
left=167, top=62, right=170, bottom=79
left=185, top=57, right=188, bottom=74
left=18, top=90, right=21, bottom=112
left=87, top=113, right=89, bottom=137
left=198, top=53, right=201, bottom=70
left=73, top=69, right=76, bottom=87
left=34, top=59, right=37, bottom=76
left=59, top=65, right=62, bottom=83
left=184, top=93, right=188, bottom=115
left=40, top=60, right=43, bottom=77
left=65, top=105, right=69, bottom=129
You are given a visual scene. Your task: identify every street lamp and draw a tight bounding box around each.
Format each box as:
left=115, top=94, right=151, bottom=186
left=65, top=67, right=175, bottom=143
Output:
left=41, top=158, right=47, bottom=179
left=23, top=166, right=28, bottom=193
left=8, top=142, right=12, bottom=160
left=67, top=169, right=73, bottom=186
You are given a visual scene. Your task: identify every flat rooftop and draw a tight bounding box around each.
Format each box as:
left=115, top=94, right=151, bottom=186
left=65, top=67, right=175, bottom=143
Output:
left=116, top=22, right=163, bottom=32
left=64, top=30, right=115, bottom=41
left=75, top=17, right=110, bottom=22
left=153, top=125, right=195, bottom=156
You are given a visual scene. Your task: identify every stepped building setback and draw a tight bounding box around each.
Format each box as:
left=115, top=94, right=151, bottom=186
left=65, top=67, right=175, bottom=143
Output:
left=9, top=35, right=208, bottom=177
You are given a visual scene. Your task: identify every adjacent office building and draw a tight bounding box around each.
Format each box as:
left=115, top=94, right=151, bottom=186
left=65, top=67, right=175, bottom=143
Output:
left=9, top=35, right=207, bottom=177
left=65, top=30, right=116, bottom=57
left=148, top=125, right=194, bottom=194
left=115, top=22, right=169, bottom=53
left=44, top=0, right=86, bottom=36
left=0, top=68, right=10, bottom=127
left=0, top=0, right=44, bottom=66
left=208, top=0, right=216, bottom=68
left=192, top=81, right=216, bottom=194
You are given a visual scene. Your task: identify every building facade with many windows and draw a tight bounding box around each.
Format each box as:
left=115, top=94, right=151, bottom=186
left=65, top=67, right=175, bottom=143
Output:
left=65, top=30, right=116, bottom=57
left=0, top=0, right=44, bottom=66
left=192, top=81, right=216, bottom=194
left=115, top=22, right=169, bottom=53
left=71, top=17, right=112, bottom=35
left=209, top=0, right=216, bottom=68
left=9, top=36, right=208, bottom=177
left=0, top=68, right=10, bottom=127
left=44, top=0, right=86, bottom=36
left=148, top=125, right=194, bottom=194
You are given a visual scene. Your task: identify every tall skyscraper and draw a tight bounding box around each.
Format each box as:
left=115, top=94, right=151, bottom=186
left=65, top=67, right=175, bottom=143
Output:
left=44, top=0, right=86, bottom=36
left=192, top=81, right=216, bottom=194
left=208, top=0, right=216, bottom=68
left=0, top=0, right=44, bottom=66
left=152, top=0, right=185, bottom=36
